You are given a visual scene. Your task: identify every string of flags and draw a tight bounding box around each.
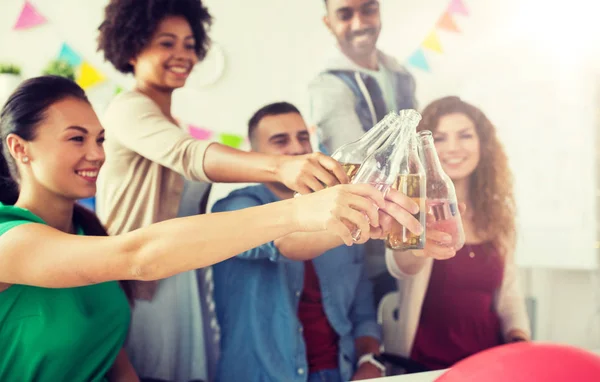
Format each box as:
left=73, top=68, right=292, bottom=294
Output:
left=406, top=0, right=469, bottom=72
left=13, top=1, right=46, bottom=30
left=188, top=125, right=247, bottom=149
left=57, top=43, right=106, bottom=90
left=11, top=0, right=465, bottom=144
left=13, top=1, right=109, bottom=91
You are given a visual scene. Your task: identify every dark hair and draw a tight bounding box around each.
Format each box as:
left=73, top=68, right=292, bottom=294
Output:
left=98, top=0, right=213, bottom=74
left=248, top=102, right=302, bottom=140
left=0, top=75, right=89, bottom=205
left=0, top=75, right=133, bottom=302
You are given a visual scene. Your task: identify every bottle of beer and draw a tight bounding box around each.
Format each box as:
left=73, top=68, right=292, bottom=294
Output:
left=331, top=112, right=399, bottom=182
left=349, top=109, right=421, bottom=241
left=418, top=130, right=465, bottom=250
left=386, top=132, right=427, bottom=250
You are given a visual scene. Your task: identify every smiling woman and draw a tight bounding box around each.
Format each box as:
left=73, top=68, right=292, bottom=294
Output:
left=385, top=96, right=530, bottom=372
left=0, top=75, right=134, bottom=382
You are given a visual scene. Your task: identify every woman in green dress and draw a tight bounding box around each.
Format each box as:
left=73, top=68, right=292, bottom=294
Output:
left=0, top=76, right=420, bottom=381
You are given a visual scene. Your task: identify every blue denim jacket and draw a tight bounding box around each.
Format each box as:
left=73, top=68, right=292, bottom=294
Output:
left=211, top=185, right=381, bottom=382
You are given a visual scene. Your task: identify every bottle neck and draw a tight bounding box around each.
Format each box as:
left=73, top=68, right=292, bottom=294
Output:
left=419, top=133, right=445, bottom=177
left=356, top=113, right=397, bottom=150
left=331, top=113, right=397, bottom=161
left=406, top=136, right=424, bottom=173
left=375, top=122, right=411, bottom=167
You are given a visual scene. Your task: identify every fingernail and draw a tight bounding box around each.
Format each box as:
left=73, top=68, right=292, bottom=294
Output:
left=416, top=224, right=424, bottom=235
left=442, top=234, right=452, bottom=243
left=411, top=201, right=419, bottom=214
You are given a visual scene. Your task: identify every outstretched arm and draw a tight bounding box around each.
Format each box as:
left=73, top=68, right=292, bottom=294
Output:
left=0, top=184, right=386, bottom=288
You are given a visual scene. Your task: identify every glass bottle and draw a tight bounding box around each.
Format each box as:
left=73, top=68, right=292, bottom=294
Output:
left=349, top=109, right=422, bottom=241
left=331, top=112, right=399, bottom=182
left=418, top=130, right=465, bottom=250
left=385, top=132, right=427, bottom=250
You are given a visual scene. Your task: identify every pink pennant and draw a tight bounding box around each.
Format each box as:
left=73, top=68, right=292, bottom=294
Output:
left=447, top=0, right=469, bottom=16
left=13, top=1, right=47, bottom=30
left=188, top=125, right=214, bottom=140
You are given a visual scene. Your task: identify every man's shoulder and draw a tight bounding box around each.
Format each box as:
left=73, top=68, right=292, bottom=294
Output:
left=309, top=70, right=351, bottom=91
left=378, top=50, right=414, bottom=77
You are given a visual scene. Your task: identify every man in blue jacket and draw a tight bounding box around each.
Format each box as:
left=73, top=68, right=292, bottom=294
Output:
left=309, top=0, right=419, bottom=306
left=212, top=102, right=386, bottom=382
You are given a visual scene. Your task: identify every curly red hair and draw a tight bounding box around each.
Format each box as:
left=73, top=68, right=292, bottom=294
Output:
left=417, top=96, right=516, bottom=255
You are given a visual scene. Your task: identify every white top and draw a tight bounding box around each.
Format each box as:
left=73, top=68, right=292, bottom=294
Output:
left=362, top=63, right=397, bottom=112
left=383, top=248, right=531, bottom=357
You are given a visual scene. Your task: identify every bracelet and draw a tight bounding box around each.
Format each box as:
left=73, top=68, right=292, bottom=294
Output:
left=358, top=353, right=386, bottom=374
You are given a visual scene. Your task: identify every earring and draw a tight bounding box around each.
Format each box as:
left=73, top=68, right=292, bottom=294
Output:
left=22, top=156, right=29, bottom=163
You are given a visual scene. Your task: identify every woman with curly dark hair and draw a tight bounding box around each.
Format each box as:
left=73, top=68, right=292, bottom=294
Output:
left=384, top=96, right=531, bottom=372
left=95, top=0, right=376, bottom=381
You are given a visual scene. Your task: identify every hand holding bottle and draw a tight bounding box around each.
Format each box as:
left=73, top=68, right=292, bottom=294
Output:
left=349, top=110, right=421, bottom=241
left=418, top=130, right=466, bottom=250
left=291, top=183, right=387, bottom=245
left=376, top=187, right=423, bottom=239
left=413, top=202, right=467, bottom=259
left=278, top=152, right=350, bottom=194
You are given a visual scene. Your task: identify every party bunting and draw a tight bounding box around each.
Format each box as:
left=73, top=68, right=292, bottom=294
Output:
left=13, top=1, right=47, bottom=30
left=405, top=0, right=468, bottom=72
left=407, top=49, right=430, bottom=72
left=189, top=125, right=214, bottom=140
left=219, top=133, right=244, bottom=149
left=448, top=0, right=469, bottom=16
left=76, top=61, right=105, bottom=90
left=58, top=43, right=82, bottom=67
left=437, top=12, right=460, bottom=33
left=422, top=31, right=443, bottom=53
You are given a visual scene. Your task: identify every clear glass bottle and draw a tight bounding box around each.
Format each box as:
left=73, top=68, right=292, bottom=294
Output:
left=331, top=112, right=399, bottom=181
left=349, top=109, right=422, bottom=241
left=418, top=130, right=465, bottom=250
left=385, top=132, right=427, bottom=250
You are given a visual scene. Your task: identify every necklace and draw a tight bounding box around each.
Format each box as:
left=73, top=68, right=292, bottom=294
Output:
left=466, top=244, right=476, bottom=258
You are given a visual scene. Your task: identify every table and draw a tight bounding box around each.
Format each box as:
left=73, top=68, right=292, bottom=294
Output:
left=360, top=369, right=447, bottom=382
left=360, top=348, right=600, bottom=381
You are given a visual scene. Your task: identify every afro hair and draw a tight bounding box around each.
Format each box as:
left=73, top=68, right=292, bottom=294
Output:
left=97, top=0, right=212, bottom=74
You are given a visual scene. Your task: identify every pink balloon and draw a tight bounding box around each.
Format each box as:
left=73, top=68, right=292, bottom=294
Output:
left=436, top=342, right=600, bottom=382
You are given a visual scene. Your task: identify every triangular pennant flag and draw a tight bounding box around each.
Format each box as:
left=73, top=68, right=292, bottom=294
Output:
left=437, top=11, right=460, bottom=32
left=114, top=85, right=123, bottom=95
left=76, top=61, right=105, bottom=90
left=219, top=133, right=244, bottom=149
left=407, top=49, right=431, bottom=72
left=422, top=30, right=443, bottom=53
left=189, top=125, right=214, bottom=140
left=448, top=0, right=469, bottom=16
left=13, top=1, right=47, bottom=30
left=58, top=43, right=82, bottom=67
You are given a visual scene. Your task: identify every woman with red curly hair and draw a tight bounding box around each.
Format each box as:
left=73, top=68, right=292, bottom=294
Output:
left=385, top=96, right=531, bottom=371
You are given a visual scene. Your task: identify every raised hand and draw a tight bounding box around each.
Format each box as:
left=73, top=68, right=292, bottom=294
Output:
left=277, top=152, right=349, bottom=194
left=291, top=183, right=386, bottom=245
